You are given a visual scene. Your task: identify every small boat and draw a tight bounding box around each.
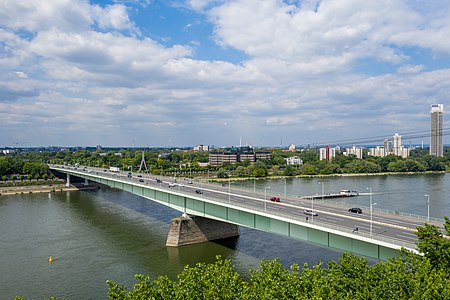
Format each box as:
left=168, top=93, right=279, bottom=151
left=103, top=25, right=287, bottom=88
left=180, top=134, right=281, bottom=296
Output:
left=340, top=190, right=359, bottom=197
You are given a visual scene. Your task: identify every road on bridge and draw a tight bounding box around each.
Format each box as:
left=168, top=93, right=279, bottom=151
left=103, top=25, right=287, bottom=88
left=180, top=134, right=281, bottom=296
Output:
left=52, top=165, right=444, bottom=249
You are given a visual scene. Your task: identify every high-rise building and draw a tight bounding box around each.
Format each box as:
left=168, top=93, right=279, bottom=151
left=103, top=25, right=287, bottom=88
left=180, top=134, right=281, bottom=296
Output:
left=383, top=139, right=391, bottom=154
left=345, top=146, right=364, bottom=159
left=393, top=133, right=402, bottom=156
left=319, top=146, right=336, bottom=161
left=430, top=104, right=444, bottom=157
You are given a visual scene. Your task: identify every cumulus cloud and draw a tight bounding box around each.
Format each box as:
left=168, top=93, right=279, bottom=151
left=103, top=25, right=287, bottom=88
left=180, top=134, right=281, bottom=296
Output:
left=0, top=0, right=449, bottom=146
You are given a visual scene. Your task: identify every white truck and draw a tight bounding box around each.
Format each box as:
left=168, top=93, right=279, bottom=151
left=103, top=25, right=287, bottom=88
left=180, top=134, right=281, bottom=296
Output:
left=109, top=167, right=120, bottom=172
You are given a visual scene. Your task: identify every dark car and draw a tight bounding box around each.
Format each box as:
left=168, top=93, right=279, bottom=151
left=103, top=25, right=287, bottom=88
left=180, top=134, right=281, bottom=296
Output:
left=195, top=189, right=203, bottom=194
left=139, top=179, right=144, bottom=182
left=304, top=210, right=318, bottom=216
left=348, top=207, right=363, bottom=214
left=270, top=197, right=280, bottom=202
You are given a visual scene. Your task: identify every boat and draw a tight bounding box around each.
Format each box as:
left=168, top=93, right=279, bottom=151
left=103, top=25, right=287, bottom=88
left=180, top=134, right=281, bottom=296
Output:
left=340, top=190, right=359, bottom=197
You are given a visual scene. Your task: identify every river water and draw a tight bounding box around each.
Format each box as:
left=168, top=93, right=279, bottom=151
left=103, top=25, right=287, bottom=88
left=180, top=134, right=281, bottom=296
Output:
left=1, top=173, right=449, bottom=299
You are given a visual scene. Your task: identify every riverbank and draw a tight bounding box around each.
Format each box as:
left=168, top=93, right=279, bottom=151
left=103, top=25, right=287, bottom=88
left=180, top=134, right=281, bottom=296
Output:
left=0, top=182, right=107, bottom=196
left=208, top=170, right=448, bottom=182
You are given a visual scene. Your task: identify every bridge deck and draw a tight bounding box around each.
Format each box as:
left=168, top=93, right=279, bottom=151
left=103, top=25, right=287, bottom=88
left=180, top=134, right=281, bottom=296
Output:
left=50, top=165, right=434, bottom=260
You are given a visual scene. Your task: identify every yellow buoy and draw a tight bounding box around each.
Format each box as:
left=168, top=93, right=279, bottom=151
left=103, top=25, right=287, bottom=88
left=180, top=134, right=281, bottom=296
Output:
left=49, top=256, right=53, bottom=263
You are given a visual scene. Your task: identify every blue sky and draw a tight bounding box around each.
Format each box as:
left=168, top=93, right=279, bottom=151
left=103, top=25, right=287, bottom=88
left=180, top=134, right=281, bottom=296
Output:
left=0, top=0, right=449, bottom=148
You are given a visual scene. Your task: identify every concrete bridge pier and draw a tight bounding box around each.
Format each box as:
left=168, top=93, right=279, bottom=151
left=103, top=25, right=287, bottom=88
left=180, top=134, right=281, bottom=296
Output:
left=166, top=215, right=240, bottom=247
left=66, top=174, right=70, bottom=187
left=84, top=178, right=89, bottom=186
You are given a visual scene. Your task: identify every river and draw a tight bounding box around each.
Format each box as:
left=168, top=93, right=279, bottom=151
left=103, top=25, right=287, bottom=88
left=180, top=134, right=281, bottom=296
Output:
left=1, top=173, right=448, bottom=299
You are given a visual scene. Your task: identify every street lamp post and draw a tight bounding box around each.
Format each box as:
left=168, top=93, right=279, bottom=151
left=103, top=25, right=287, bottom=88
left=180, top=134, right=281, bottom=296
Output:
left=319, top=181, right=324, bottom=203
left=367, top=187, right=377, bottom=236
left=264, top=187, right=270, bottom=210
left=425, top=194, right=430, bottom=222
left=228, top=178, right=231, bottom=203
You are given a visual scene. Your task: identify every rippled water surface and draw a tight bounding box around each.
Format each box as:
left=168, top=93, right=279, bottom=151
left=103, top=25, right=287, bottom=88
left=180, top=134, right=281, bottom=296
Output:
left=1, top=173, right=448, bottom=299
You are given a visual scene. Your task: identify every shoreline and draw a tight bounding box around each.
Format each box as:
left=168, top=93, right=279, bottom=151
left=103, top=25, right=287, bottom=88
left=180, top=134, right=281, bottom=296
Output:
left=208, top=170, right=448, bottom=182
left=0, top=183, right=107, bottom=196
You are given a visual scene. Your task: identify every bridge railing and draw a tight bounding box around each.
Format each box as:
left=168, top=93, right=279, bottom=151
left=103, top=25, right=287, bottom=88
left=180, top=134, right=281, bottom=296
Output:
left=205, top=180, right=444, bottom=224
left=195, top=188, right=418, bottom=251
left=52, top=166, right=418, bottom=251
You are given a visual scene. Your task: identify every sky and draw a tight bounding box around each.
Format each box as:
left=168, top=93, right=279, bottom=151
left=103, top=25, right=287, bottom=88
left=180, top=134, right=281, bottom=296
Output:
left=1, top=0, right=449, bottom=148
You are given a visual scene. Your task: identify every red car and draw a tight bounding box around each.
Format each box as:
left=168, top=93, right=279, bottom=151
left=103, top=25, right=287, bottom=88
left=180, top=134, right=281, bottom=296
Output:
left=270, top=197, right=280, bottom=202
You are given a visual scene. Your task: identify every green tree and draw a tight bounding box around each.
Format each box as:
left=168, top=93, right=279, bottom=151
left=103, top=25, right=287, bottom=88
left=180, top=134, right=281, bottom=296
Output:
left=217, top=168, right=229, bottom=178
left=415, top=217, right=450, bottom=276
left=299, top=162, right=317, bottom=175
left=282, top=165, right=295, bottom=176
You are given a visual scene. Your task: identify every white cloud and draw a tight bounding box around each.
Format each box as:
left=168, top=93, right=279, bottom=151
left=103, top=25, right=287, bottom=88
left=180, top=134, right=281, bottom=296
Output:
left=1, top=0, right=450, bottom=146
left=13, top=71, right=28, bottom=78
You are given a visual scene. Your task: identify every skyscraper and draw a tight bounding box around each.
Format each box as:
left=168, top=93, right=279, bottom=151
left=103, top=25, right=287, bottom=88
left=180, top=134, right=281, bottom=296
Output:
left=430, top=104, right=444, bottom=157
left=393, top=133, right=402, bottom=156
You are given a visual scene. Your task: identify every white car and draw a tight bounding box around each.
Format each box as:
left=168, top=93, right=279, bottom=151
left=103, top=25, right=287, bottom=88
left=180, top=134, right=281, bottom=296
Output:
left=304, top=210, right=318, bottom=216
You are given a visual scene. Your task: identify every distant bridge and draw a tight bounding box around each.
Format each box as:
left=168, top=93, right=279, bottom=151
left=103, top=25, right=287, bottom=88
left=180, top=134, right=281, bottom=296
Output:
left=50, top=165, right=432, bottom=260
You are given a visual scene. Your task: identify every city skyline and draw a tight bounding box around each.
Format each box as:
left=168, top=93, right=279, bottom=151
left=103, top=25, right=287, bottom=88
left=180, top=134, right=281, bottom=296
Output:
left=1, top=1, right=450, bottom=147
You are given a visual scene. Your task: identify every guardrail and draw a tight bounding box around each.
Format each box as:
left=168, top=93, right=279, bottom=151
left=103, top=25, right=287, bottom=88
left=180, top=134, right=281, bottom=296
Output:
left=51, top=165, right=418, bottom=251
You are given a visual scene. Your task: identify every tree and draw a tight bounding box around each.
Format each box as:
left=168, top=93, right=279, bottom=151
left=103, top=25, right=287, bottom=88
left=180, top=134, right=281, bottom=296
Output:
left=252, top=167, right=267, bottom=177
left=283, top=165, right=295, bottom=176
left=299, top=162, right=317, bottom=175
left=415, top=217, right=450, bottom=276
left=217, top=168, right=229, bottom=178
left=107, top=257, right=248, bottom=299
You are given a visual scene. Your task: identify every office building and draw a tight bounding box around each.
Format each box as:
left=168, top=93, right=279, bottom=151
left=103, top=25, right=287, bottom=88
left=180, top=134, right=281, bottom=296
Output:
left=430, top=104, right=444, bottom=157
left=208, top=146, right=271, bottom=166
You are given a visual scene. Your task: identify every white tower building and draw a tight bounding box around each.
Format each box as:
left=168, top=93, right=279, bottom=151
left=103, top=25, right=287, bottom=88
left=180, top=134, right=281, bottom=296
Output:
left=430, top=104, right=444, bottom=157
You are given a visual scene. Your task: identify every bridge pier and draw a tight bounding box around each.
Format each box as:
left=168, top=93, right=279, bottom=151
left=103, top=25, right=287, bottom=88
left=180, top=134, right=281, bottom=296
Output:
left=166, top=215, right=240, bottom=247
left=66, top=174, right=70, bottom=187
left=84, top=178, right=89, bottom=186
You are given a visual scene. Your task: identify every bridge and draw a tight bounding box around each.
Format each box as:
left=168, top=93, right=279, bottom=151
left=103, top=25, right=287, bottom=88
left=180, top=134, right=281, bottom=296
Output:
left=50, top=165, right=437, bottom=260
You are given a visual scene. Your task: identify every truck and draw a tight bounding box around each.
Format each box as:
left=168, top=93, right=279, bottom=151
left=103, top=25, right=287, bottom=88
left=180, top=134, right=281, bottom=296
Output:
left=109, top=167, right=120, bottom=172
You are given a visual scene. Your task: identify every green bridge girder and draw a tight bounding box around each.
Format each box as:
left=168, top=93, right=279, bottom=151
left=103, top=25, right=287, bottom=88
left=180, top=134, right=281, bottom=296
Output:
left=57, top=168, right=412, bottom=260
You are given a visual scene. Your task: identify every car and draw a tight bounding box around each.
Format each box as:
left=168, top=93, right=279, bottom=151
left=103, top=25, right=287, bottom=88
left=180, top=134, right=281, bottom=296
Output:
left=348, top=207, right=363, bottom=214
left=195, top=189, right=203, bottom=194
left=137, top=175, right=142, bottom=178
left=270, top=197, right=280, bottom=202
left=156, top=179, right=162, bottom=183
left=139, top=179, right=144, bottom=182
left=304, top=210, right=318, bottom=216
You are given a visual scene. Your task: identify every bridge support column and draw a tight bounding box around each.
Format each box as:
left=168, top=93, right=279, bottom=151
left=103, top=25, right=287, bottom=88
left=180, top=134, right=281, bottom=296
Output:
left=166, top=215, right=240, bottom=247
left=84, top=178, right=89, bottom=186
left=66, top=174, right=70, bottom=187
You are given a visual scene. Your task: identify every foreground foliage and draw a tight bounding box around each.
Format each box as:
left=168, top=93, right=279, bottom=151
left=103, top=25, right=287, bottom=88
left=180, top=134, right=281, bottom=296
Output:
left=107, top=218, right=450, bottom=299
left=107, top=253, right=450, bottom=300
